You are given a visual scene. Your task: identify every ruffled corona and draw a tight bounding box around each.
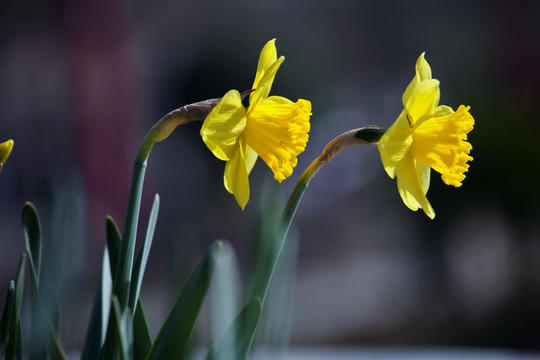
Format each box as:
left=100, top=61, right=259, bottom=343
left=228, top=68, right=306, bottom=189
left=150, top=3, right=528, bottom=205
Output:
left=201, top=39, right=312, bottom=209
left=411, top=105, right=474, bottom=187
left=377, top=53, right=474, bottom=219
left=245, top=98, right=311, bottom=182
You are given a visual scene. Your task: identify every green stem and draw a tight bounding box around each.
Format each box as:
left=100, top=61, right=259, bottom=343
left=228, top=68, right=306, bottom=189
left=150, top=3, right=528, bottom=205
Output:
left=113, top=159, right=147, bottom=308
left=250, top=126, right=385, bottom=306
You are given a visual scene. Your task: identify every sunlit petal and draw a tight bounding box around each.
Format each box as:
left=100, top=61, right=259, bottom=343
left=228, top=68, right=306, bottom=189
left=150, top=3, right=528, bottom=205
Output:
left=201, top=90, right=247, bottom=161
left=404, top=79, right=440, bottom=125
left=224, top=139, right=250, bottom=209
left=249, top=57, right=284, bottom=109
left=252, top=39, right=277, bottom=93
left=378, top=111, right=413, bottom=178
left=415, top=52, right=432, bottom=81
left=402, top=53, right=432, bottom=107
left=0, top=139, right=14, bottom=164
left=396, top=154, right=435, bottom=219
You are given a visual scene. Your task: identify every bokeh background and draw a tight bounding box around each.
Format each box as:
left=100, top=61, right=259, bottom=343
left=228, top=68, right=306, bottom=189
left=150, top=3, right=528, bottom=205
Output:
left=1, top=0, right=540, bottom=355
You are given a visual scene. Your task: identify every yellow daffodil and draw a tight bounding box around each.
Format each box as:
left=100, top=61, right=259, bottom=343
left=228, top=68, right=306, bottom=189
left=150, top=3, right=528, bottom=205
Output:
left=201, top=39, right=312, bottom=209
left=0, top=139, right=14, bottom=172
left=377, top=53, right=474, bottom=219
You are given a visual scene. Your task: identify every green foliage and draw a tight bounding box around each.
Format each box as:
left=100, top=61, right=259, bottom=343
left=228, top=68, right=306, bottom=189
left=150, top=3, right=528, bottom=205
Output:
left=81, top=249, right=113, bottom=360
left=0, top=115, right=306, bottom=360
left=147, top=242, right=222, bottom=360
left=0, top=282, right=15, bottom=356
left=132, top=300, right=151, bottom=360
left=207, top=298, right=262, bottom=360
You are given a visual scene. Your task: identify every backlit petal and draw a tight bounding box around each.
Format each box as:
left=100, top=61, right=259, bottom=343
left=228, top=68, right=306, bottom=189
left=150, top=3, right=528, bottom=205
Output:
left=244, top=145, right=258, bottom=175
left=402, top=53, right=432, bottom=108
left=396, top=154, right=435, bottom=219
left=0, top=139, right=14, bottom=164
left=201, top=90, right=247, bottom=161
left=224, top=139, right=250, bottom=209
left=415, top=53, right=432, bottom=81
left=404, top=79, right=440, bottom=125
left=378, top=111, right=413, bottom=178
left=252, top=39, right=277, bottom=94
left=249, top=57, right=285, bottom=109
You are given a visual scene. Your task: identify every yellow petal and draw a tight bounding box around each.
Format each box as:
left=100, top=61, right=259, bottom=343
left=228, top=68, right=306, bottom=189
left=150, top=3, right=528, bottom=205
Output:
left=411, top=105, right=474, bottom=187
left=200, top=90, right=247, bottom=161
left=415, top=52, right=432, bottom=81
left=417, top=160, right=431, bottom=195
left=244, top=144, right=258, bottom=175
left=377, top=111, right=413, bottom=178
left=396, top=154, right=435, bottom=219
left=249, top=57, right=285, bottom=109
left=224, top=139, right=250, bottom=209
left=0, top=139, right=14, bottom=164
left=404, top=79, right=440, bottom=125
left=252, top=39, right=277, bottom=93
left=262, top=95, right=293, bottom=105
left=433, top=105, right=454, bottom=117
left=402, top=53, right=434, bottom=117
left=244, top=98, right=311, bottom=182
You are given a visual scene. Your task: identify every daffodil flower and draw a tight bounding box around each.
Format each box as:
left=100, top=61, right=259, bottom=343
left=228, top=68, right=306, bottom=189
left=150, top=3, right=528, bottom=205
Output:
left=0, top=139, right=14, bottom=173
left=377, top=53, right=474, bottom=219
left=201, top=39, right=312, bottom=209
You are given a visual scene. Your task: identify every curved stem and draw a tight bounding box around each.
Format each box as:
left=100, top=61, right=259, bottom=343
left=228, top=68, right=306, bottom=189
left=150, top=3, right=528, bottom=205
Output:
left=250, top=126, right=385, bottom=306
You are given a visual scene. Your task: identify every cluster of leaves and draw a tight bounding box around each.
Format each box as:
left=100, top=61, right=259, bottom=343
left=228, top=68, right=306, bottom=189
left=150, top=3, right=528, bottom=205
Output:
left=0, top=171, right=266, bottom=360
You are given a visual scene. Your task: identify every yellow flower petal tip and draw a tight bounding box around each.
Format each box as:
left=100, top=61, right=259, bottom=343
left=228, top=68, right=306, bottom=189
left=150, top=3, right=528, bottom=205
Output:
left=0, top=139, right=14, bottom=164
left=201, top=40, right=312, bottom=209
left=378, top=54, right=474, bottom=219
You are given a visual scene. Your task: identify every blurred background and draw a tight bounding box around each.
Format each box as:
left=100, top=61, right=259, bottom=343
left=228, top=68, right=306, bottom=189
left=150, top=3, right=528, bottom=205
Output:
left=1, top=0, right=540, bottom=355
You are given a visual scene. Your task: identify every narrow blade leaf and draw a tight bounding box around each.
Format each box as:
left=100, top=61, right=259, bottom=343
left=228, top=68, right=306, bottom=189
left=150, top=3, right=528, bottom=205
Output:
left=22, top=202, right=42, bottom=283
left=133, top=299, right=152, bottom=360
left=0, top=281, right=15, bottom=356
left=81, top=248, right=113, bottom=360
left=208, top=297, right=262, bottom=360
left=106, top=216, right=122, bottom=278
left=129, top=193, right=159, bottom=310
left=147, top=241, right=222, bottom=360
left=111, top=296, right=133, bottom=360
left=6, top=254, right=26, bottom=360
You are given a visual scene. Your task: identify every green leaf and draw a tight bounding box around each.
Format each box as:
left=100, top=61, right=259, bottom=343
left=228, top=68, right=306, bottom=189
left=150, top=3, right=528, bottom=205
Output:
left=106, top=216, right=122, bottom=278
left=133, top=299, right=152, bottom=360
left=22, top=202, right=42, bottom=285
left=111, top=297, right=133, bottom=360
left=6, top=253, right=26, bottom=360
left=81, top=248, right=113, bottom=360
left=45, top=326, right=66, bottom=360
left=207, top=298, right=262, bottom=360
left=0, top=281, right=15, bottom=357
left=114, top=160, right=147, bottom=308
left=130, top=194, right=160, bottom=360
left=26, top=253, right=67, bottom=360
left=147, top=241, right=222, bottom=360
left=129, top=193, right=159, bottom=310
